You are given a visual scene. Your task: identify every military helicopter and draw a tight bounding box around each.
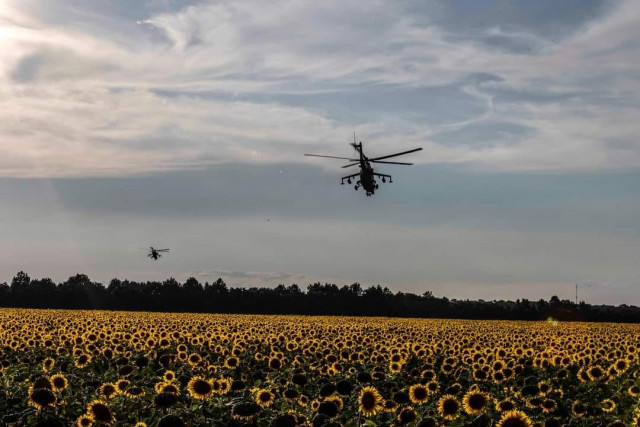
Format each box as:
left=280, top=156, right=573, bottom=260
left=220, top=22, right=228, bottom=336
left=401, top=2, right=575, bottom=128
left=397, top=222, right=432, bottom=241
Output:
left=147, top=247, right=169, bottom=261
left=305, top=134, right=422, bottom=196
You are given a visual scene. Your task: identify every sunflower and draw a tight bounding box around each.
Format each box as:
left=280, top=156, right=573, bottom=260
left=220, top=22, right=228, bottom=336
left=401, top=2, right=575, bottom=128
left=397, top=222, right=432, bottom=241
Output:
left=538, top=381, right=551, bottom=396
left=163, top=370, right=176, bottom=382
left=382, top=399, right=398, bottom=412
left=161, top=382, right=180, bottom=394
left=393, top=391, right=411, bottom=405
left=389, top=361, right=402, bottom=373
left=397, top=407, right=417, bottom=425
left=325, top=395, right=343, bottom=411
left=187, top=353, right=202, bottom=367
left=496, top=399, right=516, bottom=412
left=99, top=383, right=118, bottom=399
left=496, top=410, right=533, bottom=427
left=86, top=400, right=116, bottom=424
left=269, top=357, right=282, bottom=369
left=541, top=399, right=557, bottom=413
left=28, top=386, right=57, bottom=410
left=358, top=386, right=383, bottom=417
left=614, top=359, right=628, bottom=374
left=154, top=392, right=178, bottom=409
left=187, top=377, right=213, bottom=400
left=320, top=382, right=337, bottom=397
left=601, top=398, right=616, bottom=413
left=125, top=386, right=145, bottom=399
left=291, top=373, right=307, bottom=386
left=473, top=368, right=489, bottom=381
left=463, top=389, right=490, bottom=415
left=437, top=394, right=460, bottom=421
left=115, top=379, right=130, bottom=394
left=409, top=384, right=429, bottom=404
left=283, top=387, right=300, bottom=402
left=577, top=368, right=591, bottom=383
left=33, top=376, right=52, bottom=390
left=74, top=353, right=91, bottom=369
left=76, top=415, right=93, bottom=427
left=50, top=373, right=68, bottom=392
left=318, top=400, right=340, bottom=419
left=225, top=356, right=239, bottom=370
left=218, top=377, right=231, bottom=394
left=587, top=365, right=606, bottom=382
left=42, top=357, right=55, bottom=372
left=255, top=388, right=275, bottom=407
left=232, top=402, right=261, bottom=420
left=629, top=385, right=640, bottom=398
left=572, top=401, right=587, bottom=418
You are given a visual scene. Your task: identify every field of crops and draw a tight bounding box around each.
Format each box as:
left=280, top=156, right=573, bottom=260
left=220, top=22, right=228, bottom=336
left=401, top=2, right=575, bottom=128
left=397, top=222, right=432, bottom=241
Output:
left=1, top=309, right=639, bottom=426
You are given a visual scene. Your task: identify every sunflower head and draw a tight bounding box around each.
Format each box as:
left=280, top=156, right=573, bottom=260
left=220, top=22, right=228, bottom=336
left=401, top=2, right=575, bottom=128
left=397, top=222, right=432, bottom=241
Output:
left=397, top=407, right=417, bottom=425
left=463, top=389, right=490, bottom=415
left=99, top=383, right=118, bottom=399
left=154, top=392, right=178, bottom=409
left=29, top=386, right=57, bottom=410
left=76, top=415, right=93, bottom=427
left=87, top=400, right=116, bottom=424
left=317, top=400, right=339, bottom=419
left=255, top=388, right=275, bottom=407
left=438, top=394, right=460, bottom=421
left=496, top=410, right=533, bottom=427
left=50, top=374, right=68, bottom=392
left=187, top=377, right=213, bottom=400
left=409, top=384, right=429, bottom=404
left=572, top=401, right=588, bottom=418
left=358, top=386, right=383, bottom=417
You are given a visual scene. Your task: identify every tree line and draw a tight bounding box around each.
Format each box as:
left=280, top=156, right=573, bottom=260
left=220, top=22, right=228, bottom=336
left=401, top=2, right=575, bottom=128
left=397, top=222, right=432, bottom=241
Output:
left=1, top=271, right=639, bottom=322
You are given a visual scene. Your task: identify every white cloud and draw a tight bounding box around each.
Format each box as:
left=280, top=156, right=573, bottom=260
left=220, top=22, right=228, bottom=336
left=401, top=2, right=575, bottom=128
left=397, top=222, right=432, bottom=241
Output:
left=0, top=0, right=639, bottom=177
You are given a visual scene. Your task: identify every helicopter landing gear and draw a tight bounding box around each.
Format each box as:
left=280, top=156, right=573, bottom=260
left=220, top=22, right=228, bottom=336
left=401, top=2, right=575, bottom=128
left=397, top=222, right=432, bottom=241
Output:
left=375, top=184, right=379, bottom=189
left=382, top=177, right=386, bottom=183
left=347, top=178, right=352, bottom=184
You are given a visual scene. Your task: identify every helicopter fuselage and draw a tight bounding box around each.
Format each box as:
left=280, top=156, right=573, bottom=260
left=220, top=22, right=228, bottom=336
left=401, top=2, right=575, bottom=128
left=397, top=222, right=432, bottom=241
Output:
left=359, top=162, right=376, bottom=194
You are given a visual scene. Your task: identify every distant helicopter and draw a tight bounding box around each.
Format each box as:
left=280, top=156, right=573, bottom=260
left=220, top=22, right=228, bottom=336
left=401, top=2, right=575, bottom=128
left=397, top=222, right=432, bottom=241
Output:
left=305, top=134, right=422, bottom=196
left=147, top=247, right=169, bottom=261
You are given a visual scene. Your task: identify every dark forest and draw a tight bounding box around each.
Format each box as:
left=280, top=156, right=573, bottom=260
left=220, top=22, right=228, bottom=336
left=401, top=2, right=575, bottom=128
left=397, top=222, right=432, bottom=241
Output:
left=1, top=271, right=639, bottom=322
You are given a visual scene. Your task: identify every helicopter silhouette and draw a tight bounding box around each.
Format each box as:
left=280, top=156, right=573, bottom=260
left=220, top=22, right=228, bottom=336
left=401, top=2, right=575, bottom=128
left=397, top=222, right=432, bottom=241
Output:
left=147, top=247, right=169, bottom=261
left=305, top=134, right=422, bottom=196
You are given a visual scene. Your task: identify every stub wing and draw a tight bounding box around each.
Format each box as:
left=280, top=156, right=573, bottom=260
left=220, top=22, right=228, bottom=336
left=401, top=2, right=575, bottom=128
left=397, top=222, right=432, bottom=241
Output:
left=340, top=173, right=359, bottom=184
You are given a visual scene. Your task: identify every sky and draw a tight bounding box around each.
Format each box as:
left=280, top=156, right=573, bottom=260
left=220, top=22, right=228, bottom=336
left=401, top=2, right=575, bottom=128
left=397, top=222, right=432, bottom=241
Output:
left=1, top=0, right=640, bottom=304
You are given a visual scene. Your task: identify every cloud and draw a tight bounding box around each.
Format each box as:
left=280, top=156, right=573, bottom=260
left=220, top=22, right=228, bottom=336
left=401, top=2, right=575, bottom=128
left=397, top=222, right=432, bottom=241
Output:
left=0, top=0, right=638, bottom=177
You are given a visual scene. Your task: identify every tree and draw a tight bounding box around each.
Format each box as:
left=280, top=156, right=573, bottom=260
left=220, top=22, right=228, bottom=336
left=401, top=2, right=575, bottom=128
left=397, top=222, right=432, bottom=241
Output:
left=183, top=277, right=203, bottom=293
left=11, top=271, right=31, bottom=291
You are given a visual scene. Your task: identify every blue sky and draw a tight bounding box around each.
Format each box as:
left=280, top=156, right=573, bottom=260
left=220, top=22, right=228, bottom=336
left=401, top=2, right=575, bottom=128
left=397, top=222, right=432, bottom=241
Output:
left=1, top=0, right=639, bottom=304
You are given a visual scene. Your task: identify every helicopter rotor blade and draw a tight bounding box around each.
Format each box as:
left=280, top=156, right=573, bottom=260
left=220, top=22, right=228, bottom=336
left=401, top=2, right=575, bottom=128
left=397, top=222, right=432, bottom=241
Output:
left=156, top=249, right=170, bottom=252
left=369, top=147, right=422, bottom=161
left=370, top=160, right=413, bottom=165
left=305, top=154, right=359, bottom=161
left=341, top=162, right=360, bottom=168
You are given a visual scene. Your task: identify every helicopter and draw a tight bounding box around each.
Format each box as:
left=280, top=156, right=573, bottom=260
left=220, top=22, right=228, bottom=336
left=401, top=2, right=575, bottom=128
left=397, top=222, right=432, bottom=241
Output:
left=147, top=247, right=169, bottom=261
left=305, top=134, right=422, bottom=196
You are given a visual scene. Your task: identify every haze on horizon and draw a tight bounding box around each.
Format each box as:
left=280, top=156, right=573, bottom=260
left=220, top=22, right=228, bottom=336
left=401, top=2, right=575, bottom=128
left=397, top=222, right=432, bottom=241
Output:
left=1, top=0, right=640, bottom=305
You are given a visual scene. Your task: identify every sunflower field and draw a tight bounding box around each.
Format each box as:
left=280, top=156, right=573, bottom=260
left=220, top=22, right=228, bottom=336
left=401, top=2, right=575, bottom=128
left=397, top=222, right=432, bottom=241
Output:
left=1, top=309, right=640, bottom=426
